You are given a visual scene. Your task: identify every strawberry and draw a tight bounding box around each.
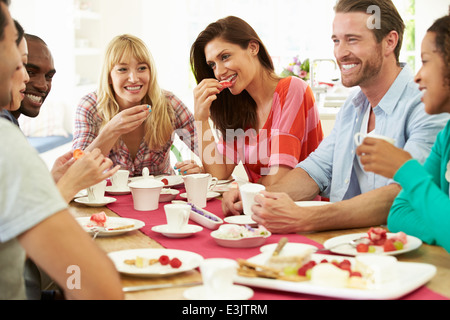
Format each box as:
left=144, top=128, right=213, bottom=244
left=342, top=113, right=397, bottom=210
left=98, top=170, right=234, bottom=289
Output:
left=161, top=178, right=169, bottom=186
left=297, top=265, right=309, bottom=277
left=383, top=239, right=396, bottom=252
left=339, top=259, right=352, bottom=271
left=356, top=243, right=369, bottom=253
left=350, top=271, right=362, bottom=277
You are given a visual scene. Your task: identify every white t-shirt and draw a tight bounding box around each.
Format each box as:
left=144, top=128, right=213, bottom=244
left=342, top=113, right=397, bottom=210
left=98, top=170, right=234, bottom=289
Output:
left=354, top=105, right=375, bottom=194
left=0, top=119, right=67, bottom=299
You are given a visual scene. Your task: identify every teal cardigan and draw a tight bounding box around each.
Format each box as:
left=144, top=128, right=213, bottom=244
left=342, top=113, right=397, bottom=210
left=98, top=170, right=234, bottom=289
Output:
left=388, top=120, right=450, bottom=253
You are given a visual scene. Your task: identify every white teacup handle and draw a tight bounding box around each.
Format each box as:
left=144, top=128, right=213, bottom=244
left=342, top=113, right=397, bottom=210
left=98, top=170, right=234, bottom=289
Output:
left=182, top=209, right=190, bottom=225
left=209, top=177, right=218, bottom=190
left=87, top=186, right=96, bottom=201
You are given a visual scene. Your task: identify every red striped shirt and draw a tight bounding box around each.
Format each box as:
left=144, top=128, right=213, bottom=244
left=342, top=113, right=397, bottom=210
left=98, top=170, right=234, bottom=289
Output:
left=218, top=77, right=323, bottom=182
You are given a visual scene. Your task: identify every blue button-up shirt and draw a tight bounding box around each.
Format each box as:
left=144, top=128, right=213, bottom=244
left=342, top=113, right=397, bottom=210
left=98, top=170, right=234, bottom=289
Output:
left=298, top=64, right=450, bottom=202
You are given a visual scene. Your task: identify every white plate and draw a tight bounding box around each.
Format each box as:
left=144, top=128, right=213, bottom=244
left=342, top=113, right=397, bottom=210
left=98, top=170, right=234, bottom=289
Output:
left=183, top=285, right=253, bottom=300
left=260, top=242, right=319, bottom=255
left=323, top=233, right=422, bottom=256
left=129, top=175, right=184, bottom=188
left=159, top=188, right=180, bottom=202
left=211, top=229, right=271, bottom=248
left=152, top=224, right=203, bottom=238
left=156, top=175, right=184, bottom=188
left=180, top=191, right=220, bottom=201
left=74, top=196, right=116, bottom=207
left=224, top=215, right=257, bottom=226
left=212, top=184, right=230, bottom=193
left=217, top=179, right=235, bottom=185
left=76, top=217, right=145, bottom=237
left=234, top=251, right=436, bottom=300
left=108, top=248, right=204, bottom=278
left=106, top=186, right=131, bottom=195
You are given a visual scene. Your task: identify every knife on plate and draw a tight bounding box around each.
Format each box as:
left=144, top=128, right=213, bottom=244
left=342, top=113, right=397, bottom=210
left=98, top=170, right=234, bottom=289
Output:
left=123, top=281, right=203, bottom=293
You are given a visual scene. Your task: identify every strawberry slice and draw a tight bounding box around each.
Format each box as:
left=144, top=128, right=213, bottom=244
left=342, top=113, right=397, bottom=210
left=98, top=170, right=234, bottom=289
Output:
left=73, top=149, right=85, bottom=160
left=161, top=178, right=169, bottom=186
left=219, top=81, right=232, bottom=92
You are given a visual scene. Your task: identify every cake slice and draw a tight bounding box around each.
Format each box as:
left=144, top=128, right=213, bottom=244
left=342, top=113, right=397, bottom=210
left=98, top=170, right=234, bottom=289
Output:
left=90, top=211, right=107, bottom=227
left=354, top=255, right=398, bottom=287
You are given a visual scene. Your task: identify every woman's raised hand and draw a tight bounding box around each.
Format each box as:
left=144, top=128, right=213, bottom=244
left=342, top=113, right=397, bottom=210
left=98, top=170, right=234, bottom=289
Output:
left=107, top=104, right=151, bottom=136
left=193, top=79, right=222, bottom=121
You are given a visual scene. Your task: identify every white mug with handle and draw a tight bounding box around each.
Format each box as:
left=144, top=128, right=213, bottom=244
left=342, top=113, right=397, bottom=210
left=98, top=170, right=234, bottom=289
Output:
left=354, top=132, right=395, bottom=146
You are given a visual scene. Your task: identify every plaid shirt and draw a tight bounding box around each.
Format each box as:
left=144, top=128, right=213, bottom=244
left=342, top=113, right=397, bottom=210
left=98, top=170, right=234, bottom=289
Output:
left=73, top=91, right=197, bottom=177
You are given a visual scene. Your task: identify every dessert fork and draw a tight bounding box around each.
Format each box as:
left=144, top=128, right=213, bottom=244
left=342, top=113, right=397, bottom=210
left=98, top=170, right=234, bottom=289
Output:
left=315, top=237, right=367, bottom=252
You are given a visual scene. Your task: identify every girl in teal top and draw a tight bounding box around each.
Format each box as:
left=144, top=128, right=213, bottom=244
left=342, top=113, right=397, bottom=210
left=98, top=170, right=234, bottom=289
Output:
left=356, top=15, right=450, bottom=252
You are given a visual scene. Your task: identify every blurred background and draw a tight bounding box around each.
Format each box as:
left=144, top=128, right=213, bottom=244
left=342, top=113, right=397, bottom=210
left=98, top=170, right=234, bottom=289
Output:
left=9, top=0, right=449, bottom=140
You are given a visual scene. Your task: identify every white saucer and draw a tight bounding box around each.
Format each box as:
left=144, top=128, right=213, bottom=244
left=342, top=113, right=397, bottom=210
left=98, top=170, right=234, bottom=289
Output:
left=180, top=191, right=220, bottom=201
left=224, top=215, right=257, bottom=226
left=183, top=285, right=253, bottom=300
left=151, top=224, right=203, bottom=238
left=73, top=189, right=87, bottom=199
left=106, top=186, right=131, bottom=195
left=74, top=196, right=117, bottom=207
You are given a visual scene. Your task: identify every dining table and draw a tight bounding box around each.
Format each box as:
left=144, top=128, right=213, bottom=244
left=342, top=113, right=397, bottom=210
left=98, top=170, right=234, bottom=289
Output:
left=69, top=184, right=450, bottom=302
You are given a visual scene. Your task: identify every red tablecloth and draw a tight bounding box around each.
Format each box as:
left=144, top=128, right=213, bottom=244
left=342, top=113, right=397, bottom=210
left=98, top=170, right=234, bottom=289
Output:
left=106, top=192, right=447, bottom=300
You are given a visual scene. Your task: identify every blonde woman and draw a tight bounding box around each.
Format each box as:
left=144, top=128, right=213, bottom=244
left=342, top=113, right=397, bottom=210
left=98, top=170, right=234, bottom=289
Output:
left=73, top=34, right=199, bottom=177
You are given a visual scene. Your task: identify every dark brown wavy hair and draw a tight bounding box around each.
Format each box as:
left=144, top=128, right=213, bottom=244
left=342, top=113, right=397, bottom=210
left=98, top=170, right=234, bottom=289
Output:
left=428, top=15, right=450, bottom=86
left=190, top=16, right=278, bottom=138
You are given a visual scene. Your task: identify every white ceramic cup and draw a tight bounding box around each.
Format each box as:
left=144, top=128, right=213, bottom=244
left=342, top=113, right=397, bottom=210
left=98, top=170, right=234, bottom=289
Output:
left=164, top=203, right=191, bottom=232
left=182, top=173, right=218, bottom=208
left=239, top=183, right=266, bottom=216
left=87, top=180, right=107, bottom=202
left=128, top=179, right=164, bottom=211
left=200, top=258, right=237, bottom=296
left=110, top=169, right=130, bottom=189
left=354, top=132, right=395, bottom=146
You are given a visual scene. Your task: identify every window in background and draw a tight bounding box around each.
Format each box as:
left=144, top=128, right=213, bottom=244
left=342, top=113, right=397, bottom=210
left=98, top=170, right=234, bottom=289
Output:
left=394, top=0, right=417, bottom=73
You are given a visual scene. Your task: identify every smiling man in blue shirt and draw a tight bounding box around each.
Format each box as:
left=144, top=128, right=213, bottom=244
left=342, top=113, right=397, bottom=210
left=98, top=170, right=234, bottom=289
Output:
left=222, top=0, right=449, bottom=234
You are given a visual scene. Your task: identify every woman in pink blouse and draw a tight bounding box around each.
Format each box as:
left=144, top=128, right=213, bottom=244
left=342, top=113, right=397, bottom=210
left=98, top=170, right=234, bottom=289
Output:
left=73, top=34, right=199, bottom=177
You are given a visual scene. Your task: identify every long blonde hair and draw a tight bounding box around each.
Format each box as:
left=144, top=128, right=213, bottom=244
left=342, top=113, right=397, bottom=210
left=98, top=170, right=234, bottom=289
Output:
left=97, top=34, right=174, bottom=150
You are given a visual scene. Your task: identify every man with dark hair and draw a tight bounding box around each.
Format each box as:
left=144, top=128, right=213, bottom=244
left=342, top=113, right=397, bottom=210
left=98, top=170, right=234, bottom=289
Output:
left=223, top=0, right=450, bottom=234
left=12, top=34, right=56, bottom=120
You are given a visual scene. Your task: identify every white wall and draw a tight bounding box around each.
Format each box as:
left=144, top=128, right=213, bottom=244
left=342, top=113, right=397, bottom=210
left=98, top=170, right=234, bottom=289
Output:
left=415, top=0, right=449, bottom=72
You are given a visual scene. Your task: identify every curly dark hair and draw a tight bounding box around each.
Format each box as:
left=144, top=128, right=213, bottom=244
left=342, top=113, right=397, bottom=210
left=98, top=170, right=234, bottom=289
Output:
left=428, top=15, right=450, bottom=86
